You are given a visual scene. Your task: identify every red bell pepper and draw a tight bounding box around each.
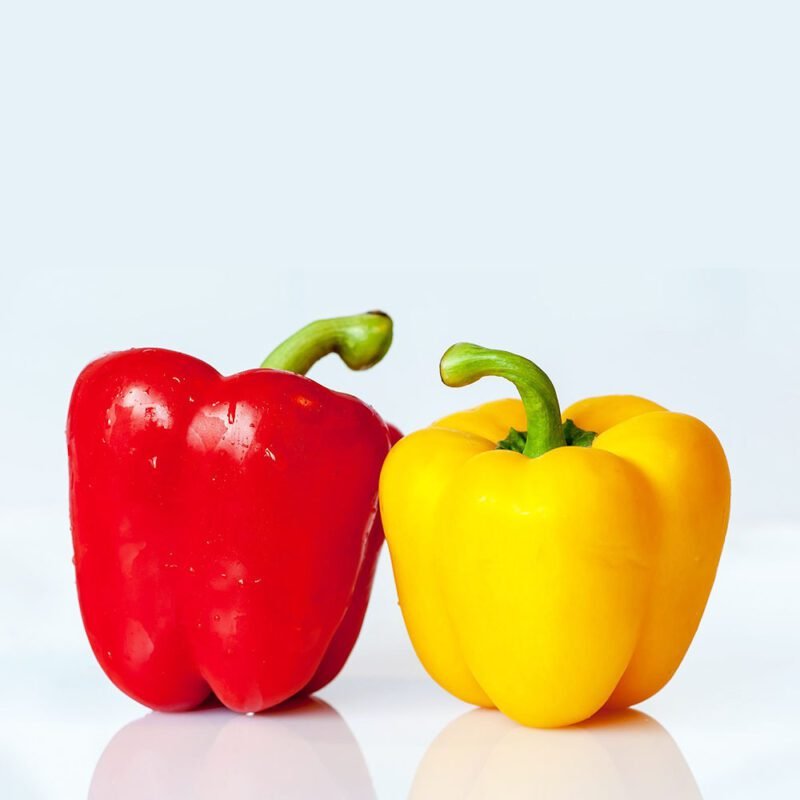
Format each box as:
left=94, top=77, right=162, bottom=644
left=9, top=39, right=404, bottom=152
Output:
left=68, top=313, right=398, bottom=713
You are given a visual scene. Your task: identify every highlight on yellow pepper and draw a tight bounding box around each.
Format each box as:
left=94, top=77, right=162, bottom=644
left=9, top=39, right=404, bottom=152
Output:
left=379, top=342, right=730, bottom=728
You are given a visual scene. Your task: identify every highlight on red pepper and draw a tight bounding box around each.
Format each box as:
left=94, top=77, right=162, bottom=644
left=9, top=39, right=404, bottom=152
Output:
left=68, top=312, right=398, bottom=713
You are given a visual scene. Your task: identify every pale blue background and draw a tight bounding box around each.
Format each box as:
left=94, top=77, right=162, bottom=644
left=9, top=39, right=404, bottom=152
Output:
left=1, top=2, right=798, bottom=798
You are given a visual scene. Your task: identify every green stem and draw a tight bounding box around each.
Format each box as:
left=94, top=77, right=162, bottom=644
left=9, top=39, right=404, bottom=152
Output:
left=439, top=343, right=566, bottom=458
left=261, top=312, right=393, bottom=376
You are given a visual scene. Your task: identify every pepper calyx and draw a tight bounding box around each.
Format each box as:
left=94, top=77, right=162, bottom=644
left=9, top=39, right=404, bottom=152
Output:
left=563, top=419, right=597, bottom=447
left=496, top=420, right=597, bottom=454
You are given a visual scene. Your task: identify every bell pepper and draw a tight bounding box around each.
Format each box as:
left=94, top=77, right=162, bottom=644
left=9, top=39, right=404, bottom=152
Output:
left=380, top=342, right=730, bottom=728
left=68, top=312, right=398, bottom=713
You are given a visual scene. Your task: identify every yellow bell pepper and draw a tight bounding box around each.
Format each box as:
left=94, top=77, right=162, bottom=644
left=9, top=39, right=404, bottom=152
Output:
left=380, top=343, right=730, bottom=728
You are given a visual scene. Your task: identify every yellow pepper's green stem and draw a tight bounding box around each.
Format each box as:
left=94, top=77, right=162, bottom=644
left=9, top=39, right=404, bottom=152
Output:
left=440, top=343, right=566, bottom=458
left=261, top=312, right=393, bottom=376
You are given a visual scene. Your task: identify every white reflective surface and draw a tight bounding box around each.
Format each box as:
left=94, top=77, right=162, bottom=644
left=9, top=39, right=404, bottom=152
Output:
left=89, top=699, right=375, bottom=800
left=409, top=709, right=701, bottom=800
left=84, top=701, right=703, bottom=800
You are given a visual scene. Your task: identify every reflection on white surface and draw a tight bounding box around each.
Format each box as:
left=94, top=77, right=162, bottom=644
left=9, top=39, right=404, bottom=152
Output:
left=89, top=697, right=375, bottom=800
left=411, top=708, right=702, bottom=799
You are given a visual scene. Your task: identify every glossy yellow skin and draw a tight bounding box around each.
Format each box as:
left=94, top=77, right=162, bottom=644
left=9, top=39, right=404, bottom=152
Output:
left=380, top=396, right=730, bottom=727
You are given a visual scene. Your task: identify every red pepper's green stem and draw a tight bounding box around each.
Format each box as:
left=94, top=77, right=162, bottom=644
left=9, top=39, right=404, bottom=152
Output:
left=440, top=343, right=566, bottom=458
left=261, top=312, right=393, bottom=376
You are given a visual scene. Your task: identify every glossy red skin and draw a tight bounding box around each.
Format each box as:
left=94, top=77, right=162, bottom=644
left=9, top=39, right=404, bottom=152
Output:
left=305, top=423, right=402, bottom=693
left=68, top=348, right=393, bottom=713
